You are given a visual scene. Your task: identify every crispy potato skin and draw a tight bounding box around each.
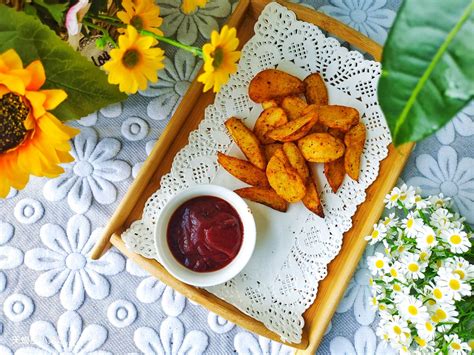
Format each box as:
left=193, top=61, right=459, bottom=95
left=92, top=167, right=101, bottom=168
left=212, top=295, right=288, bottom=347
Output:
left=225, top=117, right=267, bottom=170
left=344, top=122, right=366, bottom=181
left=266, top=149, right=306, bottom=203
left=302, top=173, right=325, bottom=217
left=267, top=109, right=318, bottom=142
left=254, top=108, right=288, bottom=144
left=263, top=143, right=283, bottom=162
left=304, top=73, right=328, bottom=106
left=298, top=133, right=345, bottom=163
left=318, top=105, right=359, bottom=132
left=262, top=100, right=279, bottom=109
left=281, top=96, right=308, bottom=121
left=282, top=142, right=309, bottom=181
left=217, top=152, right=269, bottom=187
left=249, top=69, right=304, bottom=103
left=235, top=187, right=288, bottom=212
left=324, top=157, right=345, bottom=193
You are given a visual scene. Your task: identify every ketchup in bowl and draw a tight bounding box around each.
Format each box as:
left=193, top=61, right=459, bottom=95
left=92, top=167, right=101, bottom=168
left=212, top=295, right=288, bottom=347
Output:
left=167, top=196, right=244, bottom=272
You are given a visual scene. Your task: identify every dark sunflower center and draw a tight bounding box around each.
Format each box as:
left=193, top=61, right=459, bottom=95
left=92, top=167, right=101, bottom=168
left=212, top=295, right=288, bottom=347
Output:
left=212, top=47, right=224, bottom=69
left=0, top=93, right=30, bottom=153
left=122, top=49, right=141, bottom=69
left=130, top=15, right=144, bottom=31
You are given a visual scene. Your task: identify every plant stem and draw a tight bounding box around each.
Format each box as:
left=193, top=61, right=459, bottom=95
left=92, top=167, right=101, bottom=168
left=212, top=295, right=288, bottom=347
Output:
left=82, top=21, right=117, bottom=48
left=140, top=30, right=203, bottom=57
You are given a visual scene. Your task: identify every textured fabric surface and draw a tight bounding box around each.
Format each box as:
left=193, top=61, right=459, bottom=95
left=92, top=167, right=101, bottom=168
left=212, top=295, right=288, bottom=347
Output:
left=0, top=0, right=472, bottom=354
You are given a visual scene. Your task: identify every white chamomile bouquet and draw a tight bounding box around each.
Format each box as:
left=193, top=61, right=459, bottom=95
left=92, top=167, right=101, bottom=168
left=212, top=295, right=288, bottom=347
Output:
left=366, top=185, right=473, bottom=354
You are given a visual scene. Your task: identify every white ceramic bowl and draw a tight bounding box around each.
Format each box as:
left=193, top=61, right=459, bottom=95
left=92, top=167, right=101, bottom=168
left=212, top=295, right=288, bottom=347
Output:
left=154, top=184, right=256, bottom=287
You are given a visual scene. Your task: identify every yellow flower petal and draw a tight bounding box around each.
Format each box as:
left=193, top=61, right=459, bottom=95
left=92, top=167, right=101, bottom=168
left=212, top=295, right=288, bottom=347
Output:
left=0, top=49, right=23, bottom=71
left=25, top=60, right=46, bottom=91
left=42, top=89, right=68, bottom=110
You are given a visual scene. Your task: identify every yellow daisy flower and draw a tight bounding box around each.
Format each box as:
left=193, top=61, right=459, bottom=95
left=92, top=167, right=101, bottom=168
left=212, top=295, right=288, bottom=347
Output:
left=117, top=0, right=163, bottom=35
left=0, top=49, right=79, bottom=197
left=198, top=25, right=240, bottom=93
left=181, top=0, right=208, bottom=14
left=103, top=26, right=165, bottom=94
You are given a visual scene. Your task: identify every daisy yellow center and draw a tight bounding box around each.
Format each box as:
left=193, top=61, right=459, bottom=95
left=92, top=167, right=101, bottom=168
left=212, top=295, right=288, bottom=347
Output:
left=468, top=339, right=474, bottom=349
left=425, top=322, right=433, bottom=331
left=375, top=260, right=384, bottom=268
left=415, top=337, right=427, bottom=347
left=390, top=268, right=398, bottom=277
left=449, top=279, right=460, bottom=290
left=130, top=15, right=144, bottom=30
left=454, top=270, right=465, bottom=279
left=393, top=325, right=402, bottom=335
left=408, top=263, right=419, bottom=272
left=435, top=309, right=447, bottom=320
left=390, top=194, right=399, bottom=201
left=420, top=252, right=429, bottom=261
left=398, top=245, right=405, bottom=253
left=0, top=93, right=30, bottom=153
left=212, top=47, right=224, bottom=69
left=451, top=342, right=461, bottom=350
left=450, top=235, right=461, bottom=244
left=408, top=305, right=418, bottom=316
left=426, top=234, right=435, bottom=244
left=122, top=48, right=141, bottom=69
left=379, top=304, right=386, bottom=310
left=393, top=284, right=401, bottom=292
left=433, top=288, right=443, bottom=299
left=372, top=230, right=379, bottom=239
left=407, top=219, right=414, bottom=228
left=427, top=299, right=436, bottom=306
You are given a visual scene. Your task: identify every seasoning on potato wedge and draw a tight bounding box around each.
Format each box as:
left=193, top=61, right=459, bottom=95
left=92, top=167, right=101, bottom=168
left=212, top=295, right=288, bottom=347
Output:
left=298, top=133, right=345, bottom=163
left=318, top=105, right=359, bottom=132
left=217, top=152, right=269, bottom=188
left=302, top=173, right=324, bottom=217
left=344, top=122, right=366, bottom=181
left=235, top=187, right=288, bottom=212
left=262, top=100, right=279, bottom=109
left=254, top=107, right=288, bottom=144
left=267, top=109, right=318, bottom=142
left=225, top=117, right=266, bottom=170
left=266, top=149, right=306, bottom=203
left=263, top=143, right=283, bottom=162
left=249, top=69, right=304, bottom=103
left=303, top=73, right=328, bottom=106
left=282, top=142, right=309, bottom=181
left=324, top=157, right=345, bottom=193
left=281, top=96, right=308, bottom=121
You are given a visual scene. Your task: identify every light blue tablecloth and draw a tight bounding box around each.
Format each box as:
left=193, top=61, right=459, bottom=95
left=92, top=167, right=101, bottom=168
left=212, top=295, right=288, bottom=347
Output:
left=1, top=0, right=473, bottom=354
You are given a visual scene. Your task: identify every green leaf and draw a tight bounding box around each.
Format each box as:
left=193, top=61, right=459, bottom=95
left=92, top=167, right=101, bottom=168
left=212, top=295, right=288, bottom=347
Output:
left=0, top=5, right=126, bottom=121
left=378, top=0, right=474, bottom=146
left=32, top=0, right=68, bottom=25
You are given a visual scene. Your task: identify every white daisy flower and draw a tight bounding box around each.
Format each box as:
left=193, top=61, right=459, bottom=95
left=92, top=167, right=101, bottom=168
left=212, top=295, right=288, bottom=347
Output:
left=402, top=253, right=426, bottom=280
left=398, top=184, right=417, bottom=209
left=402, top=212, right=424, bottom=237
left=385, top=186, right=403, bottom=208
left=428, top=301, right=458, bottom=324
left=367, top=252, right=389, bottom=276
left=441, top=228, right=471, bottom=254
left=385, top=261, right=406, bottom=282
left=390, top=282, right=406, bottom=295
left=418, top=250, right=432, bottom=264
left=382, top=212, right=399, bottom=228
left=415, top=320, right=436, bottom=341
left=428, top=193, right=451, bottom=208
left=376, top=321, right=391, bottom=345
left=424, top=282, right=453, bottom=304
left=365, top=223, right=387, bottom=244
left=430, top=208, right=453, bottom=230
left=445, top=256, right=474, bottom=281
left=398, top=295, right=429, bottom=324
left=414, top=194, right=430, bottom=209
left=414, top=336, right=435, bottom=353
left=416, top=226, right=438, bottom=250
left=437, top=268, right=471, bottom=301
left=449, top=212, right=465, bottom=229
left=444, top=334, right=470, bottom=355
left=385, top=315, right=410, bottom=343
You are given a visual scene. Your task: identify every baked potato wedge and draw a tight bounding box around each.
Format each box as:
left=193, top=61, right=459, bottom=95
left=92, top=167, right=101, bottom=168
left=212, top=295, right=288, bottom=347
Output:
left=281, top=96, right=308, bottom=121
left=263, top=143, right=283, bottom=161
left=282, top=142, right=309, bottom=181
left=249, top=69, right=304, bottom=103
left=324, top=157, right=345, bottom=193
left=344, top=122, right=366, bottom=181
left=235, top=187, right=288, bottom=212
left=262, top=100, right=279, bottom=109
left=302, top=173, right=324, bottom=217
left=217, top=152, right=269, bottom=188
left=225, top=117, right=266, bottom=170
left=318, top=105, right=359, bottom=132
left=298, top=133, right=345, bottom=163
left=266, top=149, right=306, bottom=203
left=303, top=73, right=328, bottom=106
left=267, top=109, right=318, bottom=142
left=254, top=107, right=288, bottom=144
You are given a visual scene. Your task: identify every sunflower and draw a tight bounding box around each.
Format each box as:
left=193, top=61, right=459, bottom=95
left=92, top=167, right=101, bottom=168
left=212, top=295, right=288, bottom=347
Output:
left=103, top=26, right=165, bottom=94
left=0, top=49, right=79, bottom=198
left=198, top=25, right=240, bottom=93
left=181, top=0, right=208, bottom=14
left=117, top=0, right=163, bottom=35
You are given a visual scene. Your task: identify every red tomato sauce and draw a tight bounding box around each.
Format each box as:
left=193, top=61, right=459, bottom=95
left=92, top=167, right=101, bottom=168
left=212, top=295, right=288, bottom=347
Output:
left=167, top=196, right=243, bottom=272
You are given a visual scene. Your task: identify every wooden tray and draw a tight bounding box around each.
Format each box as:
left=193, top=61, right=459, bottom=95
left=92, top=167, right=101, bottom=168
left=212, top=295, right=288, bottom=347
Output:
left=94, top=1, right=413, bottom=353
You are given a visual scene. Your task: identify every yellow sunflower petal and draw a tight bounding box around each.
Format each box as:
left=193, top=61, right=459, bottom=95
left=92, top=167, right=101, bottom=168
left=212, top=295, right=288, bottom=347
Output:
left=42, top=89, right=68, bottom=110
left=25, top=60, right=46, bottom=91
left=25, top=90, right=47, bottom=118
left=0, top=49, right=23, bottom=71
left=0, top=72, right=26, bottom=95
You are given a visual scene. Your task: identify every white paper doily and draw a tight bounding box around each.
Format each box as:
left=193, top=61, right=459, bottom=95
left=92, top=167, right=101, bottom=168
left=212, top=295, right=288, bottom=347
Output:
left=122, top=2, right=391, bottom=343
